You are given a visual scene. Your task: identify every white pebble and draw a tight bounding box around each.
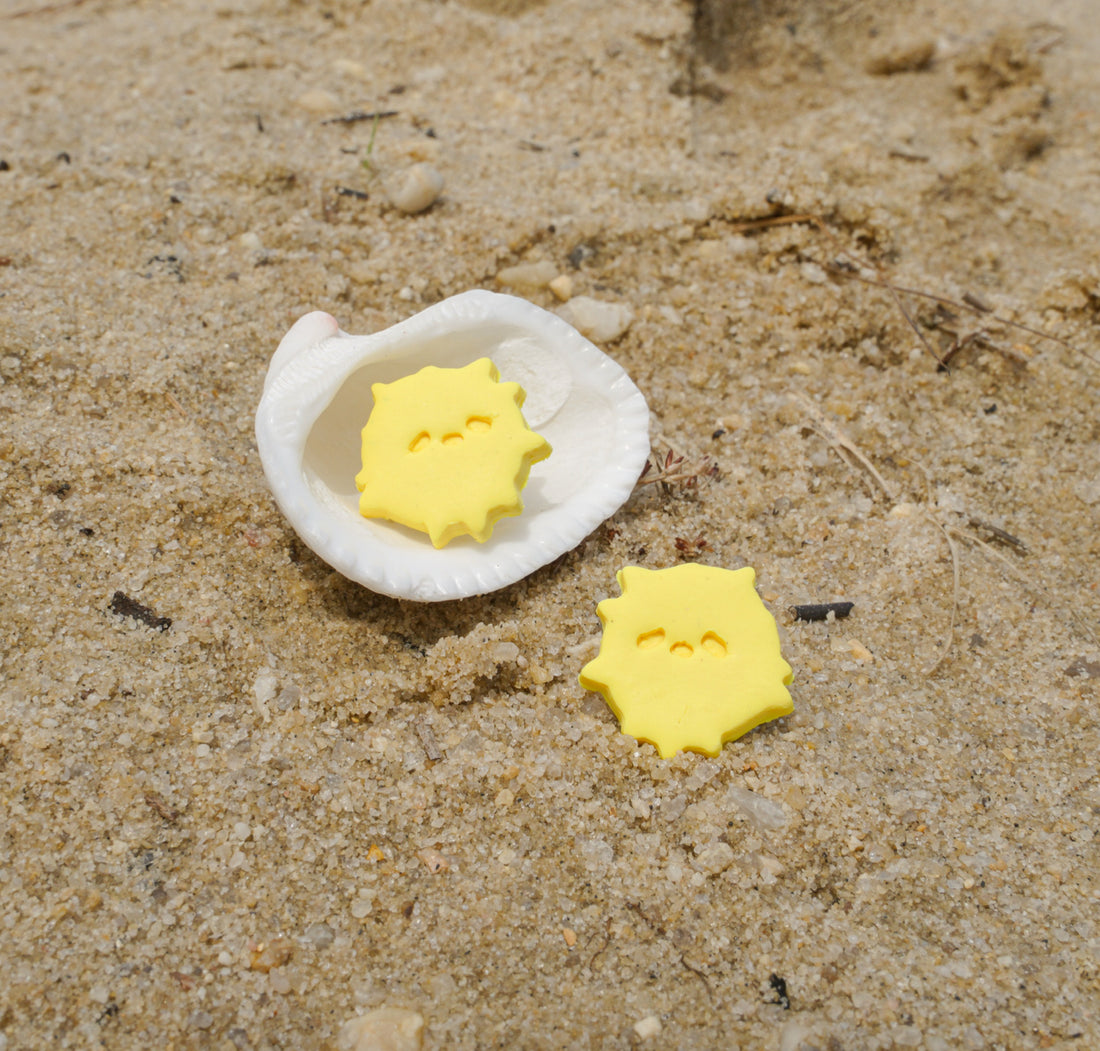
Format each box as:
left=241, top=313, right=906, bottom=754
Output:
left=253, top=669, right=276, bottom=723
left=490, top=641, right=520, bottom=662
left=692, top=840, right=735, bottom=875
left=334, top=58, right=368, bottom=80
left=384, top=164, right=444, bottom=214
left=302, top=922, right=335, bottom=948
left=496, top=260, right=557, bottom=289
left=336, top=1008, right=426, bottom=1051
left=780, top=1020, right=815, bottom=1051
left=1075, top=478, right=1100, bottom=505
left=295, top=89, right=340, bottom=115
left=726, top=784, right=788, bottom=831
left=634, top=1015, right=662, bottom=1039
left=557, top=295, right=633, bottom=342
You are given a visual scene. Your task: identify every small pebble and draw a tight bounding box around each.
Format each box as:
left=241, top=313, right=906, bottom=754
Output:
left=496, top=260, right=557, bottom=289
left=726, top=785, right=788, bottom=831
left=302, top=922, right=335, bottom=949
left=295, top=89, right=340, bottom=115
left=557, top=295, right=633, bottom=342
left=848, top=638, right=874, bottom=663
left=384, top=164, right=444, bottom=214
left=865, top=38, right=936, bottom=76
left=252, top=669, right=276, bottom=723
left=692, top=841, right=735, bottom=875
left=187, top=1010, right=214, bottom=1031
left=548, top=274, right=573, bottom=301
left=417, top=848, right=450, bottom=873
left=634, top=1015, right=662, bottom=1039
left=249, top=936, right=293, bottom=973
left=336, top=1007, right=426, bottom=1051
left=269, top=970, right=292, bottom=995
left=333, top=58, right=368, bottom=79
left=780, top=1020, right=815, bottom=1051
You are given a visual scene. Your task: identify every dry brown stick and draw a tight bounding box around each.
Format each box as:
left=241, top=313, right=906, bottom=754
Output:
left=4, top=0, right=90, bottom=17
left=967, top=515, right=1028, bottom=553
left=793, top=394, right=894, bottom=500
left=901, top=458, right=964, bottom=674
left=726, top=211, right=1089, bottom=366
left=164, top=390, right=187, bottom=416
left=923, top=520, right=961, bottom=676
left=679, top=954, right=717, bottom=1004
left=948, top=526, right=1099, bottom=648
left=831, top=267, right=1095, bottom=363
left=744, top=213, right=946, bottom=365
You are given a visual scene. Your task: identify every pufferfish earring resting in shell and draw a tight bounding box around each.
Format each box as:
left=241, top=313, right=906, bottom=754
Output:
left=355, top=358, right=552, bottom=548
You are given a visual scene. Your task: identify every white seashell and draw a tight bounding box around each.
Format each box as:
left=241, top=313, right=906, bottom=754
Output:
left=383, top=163, right=444, bottom=214
left=255, top=289, right=650, bottom=601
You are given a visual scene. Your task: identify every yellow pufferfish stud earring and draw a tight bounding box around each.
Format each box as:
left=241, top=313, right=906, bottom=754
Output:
left=580, top=563, right=794, bottom=758
left=355, top=357, right=552, bottom=548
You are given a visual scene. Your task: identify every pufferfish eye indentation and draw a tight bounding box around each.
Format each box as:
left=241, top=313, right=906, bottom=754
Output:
left=701, top=631, right=728, bottom=657
left=466, top=416, right=492, bottom=433
left=409, top=431, right=431, bottom=453
left=636, top=628, right=666, bottom=649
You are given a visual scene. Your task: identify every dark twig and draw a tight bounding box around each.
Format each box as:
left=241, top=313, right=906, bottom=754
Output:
left=4, top=0, right=89, bottom=17
left=967, top=515, right=1028, bottom=553
left=680, top=955, right=716, bottom=1003
left=321, top=109, right=399, bottom=125
left=109, top=591, right=171, bottom=632
left=790, top=601, right=854, bottom=622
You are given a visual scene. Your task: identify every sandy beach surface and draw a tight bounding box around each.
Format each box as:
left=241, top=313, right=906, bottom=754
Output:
left=2, top=0, right=1099, bottom=1047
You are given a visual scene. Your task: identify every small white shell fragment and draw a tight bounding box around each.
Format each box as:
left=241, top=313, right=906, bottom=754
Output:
left=496, top=260, right=557, bottom=289
left=336, top=1007, right=425, bottom=1051
left=557, top=295, right=634, bottom=342
left=384, top=163, right=444, bottom=214
left=255, top=290, right=650, bottom=601
left=634, top=1015, right=663, bottom=1040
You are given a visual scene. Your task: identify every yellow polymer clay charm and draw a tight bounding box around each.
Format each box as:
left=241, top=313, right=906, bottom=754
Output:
left=355, top=357, right=551, bottom=548
left=580, top=564, right=793, bottom=758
